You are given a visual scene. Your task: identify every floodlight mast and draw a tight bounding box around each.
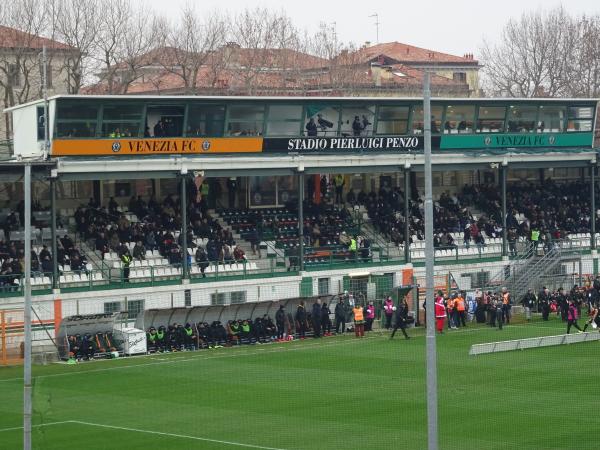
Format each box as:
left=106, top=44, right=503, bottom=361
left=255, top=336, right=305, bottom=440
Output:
left=23, top=162, right=32, bottom=450
left=423, top=71, right=439, bottom=450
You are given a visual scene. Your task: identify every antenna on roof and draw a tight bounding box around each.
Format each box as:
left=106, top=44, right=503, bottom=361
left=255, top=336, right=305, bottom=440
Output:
left=368, top=13, right=380, bottom=44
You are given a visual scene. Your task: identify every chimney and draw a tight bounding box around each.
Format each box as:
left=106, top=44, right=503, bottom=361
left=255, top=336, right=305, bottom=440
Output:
left=365, top=41, right=371, bottom=47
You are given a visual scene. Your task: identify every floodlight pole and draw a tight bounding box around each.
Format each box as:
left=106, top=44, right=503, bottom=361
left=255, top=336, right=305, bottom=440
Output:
left=423, top=71, right=439, bottom=450
left=23, top=163, right=32, bottom=450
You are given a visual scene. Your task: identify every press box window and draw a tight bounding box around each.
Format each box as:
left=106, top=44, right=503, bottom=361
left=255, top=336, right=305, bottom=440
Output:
left=376, top=106, right=409, bottom=135
left=443, top=105, right=475, bottom=134
left=226, top=104, right=265, bottom=136
left=187, top=105, right=225, bottom=137
left=55, top=102, right=99, bottom=138
left=411, top=105, right=443, bottom=134
left=537, top=105, right=565, bottom=132
left=476, top=106, right=505, bottom=133
left=340, top=105, right=375, bottom=136
left=265, top=104, right=302, bottom=137
left=146, top=105, right=184, bottom=137
left=507, top=105, right=537, bottom=133
left=102, top=104, right=143, bottom=137
left=567, top=106, right=593, bottom=132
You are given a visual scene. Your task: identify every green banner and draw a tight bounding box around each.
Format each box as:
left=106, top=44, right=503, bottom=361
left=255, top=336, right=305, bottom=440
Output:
left=440, top=132, right=593, bottom=150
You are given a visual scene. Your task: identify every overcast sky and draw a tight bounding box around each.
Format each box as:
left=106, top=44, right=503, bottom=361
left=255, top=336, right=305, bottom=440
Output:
left=144, top=0, right=599, bottom=57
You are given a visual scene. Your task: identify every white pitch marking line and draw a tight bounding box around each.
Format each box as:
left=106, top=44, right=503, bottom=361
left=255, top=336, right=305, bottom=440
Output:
left=0, top=420, right=73, bottom=433
left=70, top=420, right=288, bottom=450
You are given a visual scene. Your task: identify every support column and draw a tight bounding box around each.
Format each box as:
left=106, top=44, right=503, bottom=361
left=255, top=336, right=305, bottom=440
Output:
left=313, top=174, right=320, bottom=205
left=23, top=163, right=32, bottom=450
left=181, top=175, right=188, bottom=280
left=592, top=165, right=596, bottom=250
left=501, top=165, right=507, bottom=257
left=404, top=166, right=411, bottom=262
left=298, top=172, right=304, bottom=271
left=50, top=178, right=58, bottom=289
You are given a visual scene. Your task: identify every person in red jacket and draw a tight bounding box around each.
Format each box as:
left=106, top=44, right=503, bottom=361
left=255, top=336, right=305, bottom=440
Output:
left=434, top=291, right=447, bottom=334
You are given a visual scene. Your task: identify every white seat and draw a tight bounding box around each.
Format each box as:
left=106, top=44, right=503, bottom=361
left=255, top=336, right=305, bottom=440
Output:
left=42, top=276, right=51, bottom=285
left=141, top=260, right=149, bottom=267
left=142, top=269, right=151, bottom=278
left=64, top=274, right=74, bottom=283
left=80, top=273, right=89, bottom=283
left=145, top=250, right=153, bottom=257
left=92, top=272, right=103, bottom=281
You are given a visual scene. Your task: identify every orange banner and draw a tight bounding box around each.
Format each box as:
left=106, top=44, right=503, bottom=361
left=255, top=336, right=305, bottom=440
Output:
left=52, top=137, right=263, bottom=156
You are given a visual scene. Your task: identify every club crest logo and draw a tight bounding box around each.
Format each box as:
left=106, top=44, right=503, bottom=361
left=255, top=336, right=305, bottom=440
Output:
left=111, top=141, right=121, bottom=153
left=548, top=135, right=556, bottom=145
left=484, top=136, right=492, bottom=146
left=202, top=140, right=211, bottom=151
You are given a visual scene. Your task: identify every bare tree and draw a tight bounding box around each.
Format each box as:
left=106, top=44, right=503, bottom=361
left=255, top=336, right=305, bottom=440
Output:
left=93, top=0, right=159, bottom=94
left=50, top=0, right=99, bottom=94
left=480, top=7, right=579, bottom=97
left=158, top=5, right=228, bottom=94
left=565, top=15, right=600, bottom=98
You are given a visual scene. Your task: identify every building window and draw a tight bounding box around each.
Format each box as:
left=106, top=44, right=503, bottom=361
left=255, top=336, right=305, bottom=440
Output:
left=566, top=106, right=594, bottom=132
left=7, top=63, right=21, bottom=87
left=318, top=278, right=330, bottom=295
left=230, top=291, right=246, bottom=304
left=184, top=289, right=191, bottom=307
left=453, top=72, right=466, bottom=83
left=104, top=301, right=121, bottom=314
left=127, top=299, right=144, bottom=319
left=211, top=292, right=226, bottom=305
left=37, top=106, right=45, bottom=141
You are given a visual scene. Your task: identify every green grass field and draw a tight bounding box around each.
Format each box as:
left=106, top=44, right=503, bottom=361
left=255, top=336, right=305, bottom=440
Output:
left=0, top=316, right=598, bottom=450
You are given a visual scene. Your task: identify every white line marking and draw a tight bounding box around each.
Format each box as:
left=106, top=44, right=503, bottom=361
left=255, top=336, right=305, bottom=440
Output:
left=0, top=420, right=73, bottom=433
left=70, top=420, right=288, bottom=450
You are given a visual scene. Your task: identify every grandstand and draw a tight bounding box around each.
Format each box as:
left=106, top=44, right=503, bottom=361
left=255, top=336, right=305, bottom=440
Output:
left=0, top=94, right=598, bottom=344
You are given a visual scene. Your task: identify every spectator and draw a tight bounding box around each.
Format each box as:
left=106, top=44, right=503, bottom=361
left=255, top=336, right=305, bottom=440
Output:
left=132, top=241, right=146, bottom=261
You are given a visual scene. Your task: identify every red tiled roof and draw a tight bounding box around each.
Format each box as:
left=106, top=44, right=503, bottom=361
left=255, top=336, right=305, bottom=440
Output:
left=353, top=41, right=478, bottom=65
left=0, top=25, right=76, bottom=51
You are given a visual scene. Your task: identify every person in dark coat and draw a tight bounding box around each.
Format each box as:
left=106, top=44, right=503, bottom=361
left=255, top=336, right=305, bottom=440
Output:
left=321, top=302, right=332, bottom=336
left=390, top=300, right=411, bottom=339
left=311, top=300, right=322, bottom=338
left=295, top=301, right=307, bottom=339
left=334, top=296, right=346, bottom=334
left=275, top=305, right=286, bottom=341
left=306, top=118, right=318, bottom=136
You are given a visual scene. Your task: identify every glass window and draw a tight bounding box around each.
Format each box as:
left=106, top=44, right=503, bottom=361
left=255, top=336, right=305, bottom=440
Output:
left=230, top=291, right=246, bottom=304
left=411, top=105, right=443, bottom=134
left=101, top=104, right=143, bottom=137
left=146, top=105, right=184, bottom=137
left=187, top=105, right=225, bottom=137
left=443, top=105, right=475, bottom=134
left=266, top=104, right=302, bottom=137
left=54, top=102, right=99, bottom=138
left=304, top=104, right=339, bottom=136
left=476, top=106, right=505, bottom=133
left=567, top=106, right=593, bottom=132
left=318, top=278, right=330, bottom=295
left=210, top=292, right=226, bottom=305
left=568, top=106, right=593, bottom=119
left=104, top=301, right=121, bottom=314
left=37, top=106, right=45, bottom=141
left=507, top=105, right=537, bottom=133
left=57, top=103, right=98, bottom=120
left=376, top=106, right=409, bottom=135
left=537, top=105, right=565, bottom=132
left=127, top=299, right=144, bottom=319
left=340, top=105, right=375, bottom=136
left=227, top=104, right=265, bottom=136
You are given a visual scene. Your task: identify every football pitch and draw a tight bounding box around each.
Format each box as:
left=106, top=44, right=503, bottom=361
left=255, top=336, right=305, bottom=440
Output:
left=0, top=317, right=598, bottom=450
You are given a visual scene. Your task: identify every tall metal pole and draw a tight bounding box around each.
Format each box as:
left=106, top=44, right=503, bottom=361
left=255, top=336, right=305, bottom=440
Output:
left=591, top=165, right=596, bottom=250
left=423, top=72, right=439, bottom=450
left=23, top=164, right=32, bottom=450
left=501, top=165, right=508, bottom=257
left=50, top=178, right=58, bottom=288
left=181, top=175, right=188, bottom=279
left=42, top=46, right=49, bottom=158
left=404, top=166, right=411, bottom=262
left=298, top=172, right=304, bottom=271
